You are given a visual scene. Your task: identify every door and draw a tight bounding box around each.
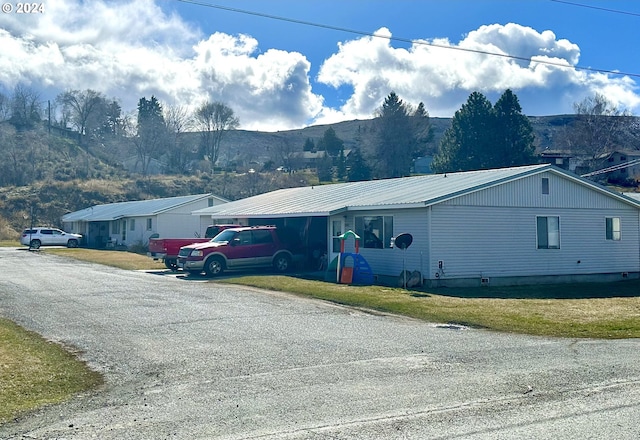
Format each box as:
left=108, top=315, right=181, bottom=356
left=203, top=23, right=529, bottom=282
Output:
left=225, top=230, right=256, bottom=268
left=330, top=219, right=345, bottom=261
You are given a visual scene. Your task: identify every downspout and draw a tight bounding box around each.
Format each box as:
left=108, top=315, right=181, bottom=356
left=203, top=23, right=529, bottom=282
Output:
left=427, top=205, right=432, bottom=285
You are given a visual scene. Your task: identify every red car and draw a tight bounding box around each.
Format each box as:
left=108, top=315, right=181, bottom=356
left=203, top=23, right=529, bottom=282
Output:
left=177, top=226, right=303, bottom=276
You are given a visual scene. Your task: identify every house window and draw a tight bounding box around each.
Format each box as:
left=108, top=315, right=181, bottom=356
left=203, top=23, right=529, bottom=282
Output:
left=332, top=220, right=343, bottom=253
left=555, top=158, right=563, bottom=165
left=122, top=220, right=127, bottom=241
left=130, top=219, right=135, bottom=231
left=355, top=215, right=393, bottom=249
left=541, top=177, right=550, bottom=195
left=606, top=217, right=621, bottom=241
left=146, top=218, right=152, bottom=231
left=112, top=222, right=120, bottom=234
left=208, top=198, right=214, bottom=207
left=537, top=216, right=560, bottom=249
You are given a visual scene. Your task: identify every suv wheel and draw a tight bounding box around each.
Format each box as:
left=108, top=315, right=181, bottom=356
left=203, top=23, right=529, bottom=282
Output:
left=67, top=239, right=78, bottom=248
left=205, top=256, right=225, bottom=277
left=30, top=239, right=41, bottom=249
left=273, top=254, right=291, bottom=273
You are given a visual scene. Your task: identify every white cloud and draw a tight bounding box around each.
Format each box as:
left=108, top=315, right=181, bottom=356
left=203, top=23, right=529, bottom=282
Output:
left=0, top=1, right=638, bottom=132
left=0, top=0, right=323, bottom=131
left=317, top=23, right=640, bottom=119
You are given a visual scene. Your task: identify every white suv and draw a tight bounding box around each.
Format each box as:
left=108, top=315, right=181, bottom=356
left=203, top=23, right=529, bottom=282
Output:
left=20, top=227, right=83, bottom=249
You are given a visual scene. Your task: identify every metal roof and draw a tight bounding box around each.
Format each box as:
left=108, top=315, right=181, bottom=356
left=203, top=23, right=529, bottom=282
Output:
left=63, top=194, right=219, bottom=222
left=193, top=164, right=633, bottom=219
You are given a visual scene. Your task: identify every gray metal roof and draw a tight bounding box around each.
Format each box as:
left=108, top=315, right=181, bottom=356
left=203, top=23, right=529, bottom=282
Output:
left=63, top=194, right=219, bottom=222
left=194, top=164, right=631, bottom=219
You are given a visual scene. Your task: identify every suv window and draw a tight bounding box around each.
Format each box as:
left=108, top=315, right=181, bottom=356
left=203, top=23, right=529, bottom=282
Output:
left=236, top=230, right=252, bottom=245
left=23, top=229, right=37, bottom=235
left=253, top=230, right=273, bottom=244
left=40, top=229, right=53, bottom=235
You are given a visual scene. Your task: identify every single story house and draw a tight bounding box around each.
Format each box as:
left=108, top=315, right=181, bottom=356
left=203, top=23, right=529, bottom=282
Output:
left=62, top=193, right=228, bottom=248
left=192, top=164, right=640, bottom=287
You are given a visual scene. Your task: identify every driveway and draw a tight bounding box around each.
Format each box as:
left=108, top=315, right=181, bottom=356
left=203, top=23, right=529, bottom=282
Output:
left=0, top=247, right=639, bottom=439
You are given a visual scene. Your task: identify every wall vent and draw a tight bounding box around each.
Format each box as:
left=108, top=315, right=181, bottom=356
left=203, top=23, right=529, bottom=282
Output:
left=480, top=277, right=490, bottom=286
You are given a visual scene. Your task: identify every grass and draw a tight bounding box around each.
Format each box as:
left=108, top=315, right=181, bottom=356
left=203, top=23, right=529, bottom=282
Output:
left=43, top=248, right=166, bottom=271
left=217, top=275, right=640, bottom=339
left=0, top=240, right=20, bottom=247
left=0, top=317, right=103, bottom=423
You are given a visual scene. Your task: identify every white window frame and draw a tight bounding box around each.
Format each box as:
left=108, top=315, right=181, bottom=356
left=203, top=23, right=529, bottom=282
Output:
left=605, top=217, right=621, bottom=241
left=536, top=216, right=560, bottom=249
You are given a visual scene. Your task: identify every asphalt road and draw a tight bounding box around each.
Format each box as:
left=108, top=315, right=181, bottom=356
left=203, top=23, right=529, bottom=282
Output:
left=0, top=247, right=639, bottom=439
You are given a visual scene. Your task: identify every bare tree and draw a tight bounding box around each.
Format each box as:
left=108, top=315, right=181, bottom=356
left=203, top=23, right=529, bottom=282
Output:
left=563, top=93, right=632, bottom=170
left=0, top=92, right=10, bottom=121
left=56, top=89, right=108, bottom=145
left=194, top=101, right=239, bottom=173
left=164, top=104, right=193, bottom=174
left=10, top=84, right=42, bottom=129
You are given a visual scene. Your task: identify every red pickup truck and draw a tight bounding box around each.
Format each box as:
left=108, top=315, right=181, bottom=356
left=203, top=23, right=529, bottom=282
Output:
left=177, top=225, right=304, bottom=276
left=148, top=224, right=241, bottom=270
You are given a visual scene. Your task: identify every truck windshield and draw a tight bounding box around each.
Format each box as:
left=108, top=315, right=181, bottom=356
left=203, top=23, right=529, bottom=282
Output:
left=210, top=229, right=237, bottom=243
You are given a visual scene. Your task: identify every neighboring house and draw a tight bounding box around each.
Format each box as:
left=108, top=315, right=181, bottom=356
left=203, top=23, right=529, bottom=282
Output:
left=192, top=164, right=640, bottom=287
left=62, top=194, right=228, bottom=248
left=601, top=150, right=640, bottom=182
left=288, top=150, right=352, bottom=169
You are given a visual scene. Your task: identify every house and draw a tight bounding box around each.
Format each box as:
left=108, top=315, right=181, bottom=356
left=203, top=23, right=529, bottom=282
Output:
left=192, top=164, right=640, bottom=287
left=62, top=194, right=228, bottom=248
left=601, top=150, right=640, bottom=183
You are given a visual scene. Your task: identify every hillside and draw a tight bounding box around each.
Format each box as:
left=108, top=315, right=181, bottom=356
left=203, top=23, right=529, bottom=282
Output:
left=0, top=114, right=631, bottom=241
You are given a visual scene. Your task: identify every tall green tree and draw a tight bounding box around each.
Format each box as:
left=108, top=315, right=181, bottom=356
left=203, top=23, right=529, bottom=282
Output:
left=134, top=96, right=167, bottom=176
left=194, top=101, right=239, bottom=172
left=432, top=90, right=535, bottom=173
left=303, top=137, right=315, bottom=152
left=374, top=92, right=431, bottom=178
left=346, top=147, right=372, bottom=181
left=492, top=89, right=536, bottom=167
left=432, top=92, right=495, bottom=173
left=317, top=127, right=343, bottom=156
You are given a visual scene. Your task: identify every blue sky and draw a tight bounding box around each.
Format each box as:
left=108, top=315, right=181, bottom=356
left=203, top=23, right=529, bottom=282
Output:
left=1, top=0, right=639, bottom=131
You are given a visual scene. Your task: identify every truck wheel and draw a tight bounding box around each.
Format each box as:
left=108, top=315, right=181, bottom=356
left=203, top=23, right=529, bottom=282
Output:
left=273, top=254, right=291, bottom=273
left=67, top=239, right=78, bottom=248
left=164, top=259, right=178, bottom=270
left=205, top=256, right=225, bottom=277
left=30, top=239, right=41, bottom=249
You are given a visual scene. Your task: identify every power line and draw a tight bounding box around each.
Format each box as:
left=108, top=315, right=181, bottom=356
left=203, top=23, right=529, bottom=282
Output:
left=550, top=0, right=640, bottom=17
left=176, top=0, right=640, bottom=79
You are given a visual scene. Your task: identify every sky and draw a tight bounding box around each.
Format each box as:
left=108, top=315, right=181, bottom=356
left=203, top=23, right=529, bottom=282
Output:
left=1, top=0, right=640, bottom=131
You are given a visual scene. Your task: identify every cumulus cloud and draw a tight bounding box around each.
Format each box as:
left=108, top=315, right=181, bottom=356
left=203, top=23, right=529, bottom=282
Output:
left=0, top=0, right=323, bottom=130
left=317, top=23, right=640, bottom=120
left=0, top=1, right=638, bottom=131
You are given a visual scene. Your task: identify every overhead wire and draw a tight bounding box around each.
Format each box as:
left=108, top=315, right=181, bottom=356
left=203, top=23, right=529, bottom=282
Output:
left=175, top=0, right=640, bottom=79
left=550, top=0, right=640, bottom=18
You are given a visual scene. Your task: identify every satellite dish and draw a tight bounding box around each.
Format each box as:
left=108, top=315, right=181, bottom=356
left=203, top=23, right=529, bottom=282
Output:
left=393, top=233, right=413, bottom=250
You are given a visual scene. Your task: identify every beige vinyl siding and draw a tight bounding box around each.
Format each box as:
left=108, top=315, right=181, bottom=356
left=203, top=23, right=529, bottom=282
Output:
left=429, top=204, right=640, bottom=279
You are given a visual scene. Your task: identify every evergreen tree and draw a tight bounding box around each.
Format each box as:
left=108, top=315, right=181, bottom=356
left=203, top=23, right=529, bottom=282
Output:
left=317, top=127, right=343, bottom=156
left=134, top=96, right=167, bottom=176
left=303, top=137, right=315, bottom=152
left=316, top=152, right=333, bottom=182
left=431, top=92, right=496, bottom=173
left=492, top=89, right=536, bottom=167
left=336, top=148, right=347, bottom=181
left=374, top=92, right=430, bottom=178
left=346, top=147, right=372, bottom=181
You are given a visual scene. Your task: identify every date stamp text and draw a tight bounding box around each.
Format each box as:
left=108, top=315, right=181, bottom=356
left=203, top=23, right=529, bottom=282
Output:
left=2, top=3, right=45, bottom=13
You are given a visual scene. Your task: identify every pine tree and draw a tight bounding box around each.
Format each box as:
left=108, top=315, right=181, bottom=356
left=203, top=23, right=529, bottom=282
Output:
left=346, top=147, right=372, bottom=181
left=492, top=89, right=536, bottom=167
